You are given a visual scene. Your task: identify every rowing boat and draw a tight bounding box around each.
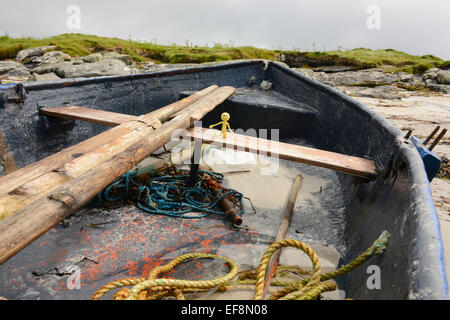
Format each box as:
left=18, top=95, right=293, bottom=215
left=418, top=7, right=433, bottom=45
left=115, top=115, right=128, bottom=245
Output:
left=0, top=60, right=447, bottom=299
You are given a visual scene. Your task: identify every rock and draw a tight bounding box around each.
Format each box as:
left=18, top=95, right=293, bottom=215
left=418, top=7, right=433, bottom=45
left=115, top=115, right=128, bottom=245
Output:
left=27, top=51, right=72, bottom=70
left=129, top=67, right=142, bottom=75
left=313, top=66, right=359, bottom=73
left=72, top=59, right=84, bottom=65
left=32, top=61, right=72, bottom=75
left=293, top=68, right=330, bottom=84
left=16, top=45, right=57, bottom=62
left=422, top=68, right=441, bottom=81
left=396, top=72, right=415, bottom=83
left=81, top=53, right=103, bottom=63
left=408, top=74, right=426, bottom=87
left=79, top=52, right=133, bottom=65
left=436, top=70, right=450, bottom=84
left=32, top=72, right=61, bottom=82
left=0, top=61, right=31, bottom=81
left=101, top=52, right=133, bottom=65
left=326, top=69, right=408, bottom=86
left=312, top=71, right=329, bottom=83
left=339, top=85, right=406, bottom=100
left=54, top=59, right=132, bottom=78
left=0, top=61, right=30, bottom=76
left=425, top=80, right=450, bottom=94
left=294, top=68, right=314, bottom=78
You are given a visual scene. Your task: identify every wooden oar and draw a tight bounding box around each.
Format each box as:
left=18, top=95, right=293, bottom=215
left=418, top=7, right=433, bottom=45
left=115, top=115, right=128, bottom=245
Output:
left=0, top=86, right=236, bottom=265
left=262, top=174, right=303, bottom=297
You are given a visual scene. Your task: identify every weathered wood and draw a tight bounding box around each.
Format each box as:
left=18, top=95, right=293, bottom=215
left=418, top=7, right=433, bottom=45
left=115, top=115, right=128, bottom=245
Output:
left=263, top=174, right=303, bottom=297
left=0, top=85, right=218, bottom=198
left=0, top=130, right=17, bottom=175
left=184, top=128, right=378, bottom=179
left=0, top=86, right=236, bottom=265
left=40, top=106, right=138, bottom=126
left=0, top=119, right=163, bottom=221
left=0, top=86, right=226, bottom=221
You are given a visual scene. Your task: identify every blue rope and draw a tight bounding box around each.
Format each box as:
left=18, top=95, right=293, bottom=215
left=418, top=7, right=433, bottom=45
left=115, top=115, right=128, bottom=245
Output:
left=99, top=169, right=245, bottom=219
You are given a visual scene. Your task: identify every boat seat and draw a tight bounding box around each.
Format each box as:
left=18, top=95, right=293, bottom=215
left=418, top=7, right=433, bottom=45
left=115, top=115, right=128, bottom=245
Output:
left=180, top=88, right=318, bottom=139
left=180, top=87, right=318, bottom=115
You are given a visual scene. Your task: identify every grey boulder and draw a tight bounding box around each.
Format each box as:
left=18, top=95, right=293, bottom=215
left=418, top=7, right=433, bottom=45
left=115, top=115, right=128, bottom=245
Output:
left=27, top=51, right=72, bottom=70
left=0, top=61, right=31, bottom=79
left=81, top=53, right=103, bottom=63
left=33, top=59, right=133, bottom=78
left=79, top=52, right=133, bottom=65
left=101, top=52, right=133, bottom=65
left=293, top=68, right=330, bottom=84
left=16, top=45, right=57, bottom=62
left=436, top=70, right=450, bottom=85
left=326, top=69, right=413, bottom=86
left=32, top=72, right=61, bottom=82
left=422, top=68, right=441, bottom=81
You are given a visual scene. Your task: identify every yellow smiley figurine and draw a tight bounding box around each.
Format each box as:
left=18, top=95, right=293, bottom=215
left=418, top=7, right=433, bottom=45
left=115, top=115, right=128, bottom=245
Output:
left=209, top=112, right=234, bottom=139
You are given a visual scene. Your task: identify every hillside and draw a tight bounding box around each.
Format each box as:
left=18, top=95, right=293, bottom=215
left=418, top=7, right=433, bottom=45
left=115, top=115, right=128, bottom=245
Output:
left=1, top=33, right=449, bottom=73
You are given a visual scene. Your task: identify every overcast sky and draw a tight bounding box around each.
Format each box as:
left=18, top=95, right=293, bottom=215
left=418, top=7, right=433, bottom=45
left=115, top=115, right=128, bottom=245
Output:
left=1, top=0, right=449, bottom=59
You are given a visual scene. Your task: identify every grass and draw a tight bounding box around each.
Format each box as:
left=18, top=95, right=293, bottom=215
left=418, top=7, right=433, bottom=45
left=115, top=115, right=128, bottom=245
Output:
left=283, top=48, right=449, bottom=73
left=0, top=33, right=448, bottom=73
left=0, top=33, right=280, bottom=64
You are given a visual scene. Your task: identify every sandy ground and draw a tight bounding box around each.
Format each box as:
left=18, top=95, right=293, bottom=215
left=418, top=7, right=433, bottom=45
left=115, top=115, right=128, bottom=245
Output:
left=350, top=91, right=450, bottom=291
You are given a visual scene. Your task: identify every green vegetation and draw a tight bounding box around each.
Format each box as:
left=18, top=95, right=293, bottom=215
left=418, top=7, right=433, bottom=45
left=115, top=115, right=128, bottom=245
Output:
left=0, top=33, right=280, bottom=63
left=0, top=34, right=448, bottom=73
left=283, top=48, right=449, bottom=73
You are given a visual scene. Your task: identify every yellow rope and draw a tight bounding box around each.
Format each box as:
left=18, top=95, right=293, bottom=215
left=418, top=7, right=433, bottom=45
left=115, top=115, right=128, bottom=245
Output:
left=91, top=231, right=390, bottom=300
left=91, top=253, right=239, bottom=300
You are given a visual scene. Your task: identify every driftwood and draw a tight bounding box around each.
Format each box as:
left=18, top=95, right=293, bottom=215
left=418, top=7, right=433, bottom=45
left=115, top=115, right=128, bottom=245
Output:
left=0, top=86, right=235, bottom=264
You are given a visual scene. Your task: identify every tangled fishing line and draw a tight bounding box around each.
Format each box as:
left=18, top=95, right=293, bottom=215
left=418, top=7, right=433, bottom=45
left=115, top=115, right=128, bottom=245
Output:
left=96, top=165, right=245, bottom=219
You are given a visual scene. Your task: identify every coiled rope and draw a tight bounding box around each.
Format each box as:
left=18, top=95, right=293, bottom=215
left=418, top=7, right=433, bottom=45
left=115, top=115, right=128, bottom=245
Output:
left=91, top=231, right=390, bottom=300
left=97, top=166, right=245, bottom=219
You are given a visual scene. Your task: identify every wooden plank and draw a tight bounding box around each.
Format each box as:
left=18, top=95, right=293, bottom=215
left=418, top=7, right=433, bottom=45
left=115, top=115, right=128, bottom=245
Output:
left=261, top=174, right=303, bottom=298
left=184, top=128, right=378, bottom=179
left=0, top=86, right=236, bottom=265
left=40, top=106, right=138, bottom=126
left=0, top=86, right=222, bottom=221
left=0, top=85, right=218, bottom=199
